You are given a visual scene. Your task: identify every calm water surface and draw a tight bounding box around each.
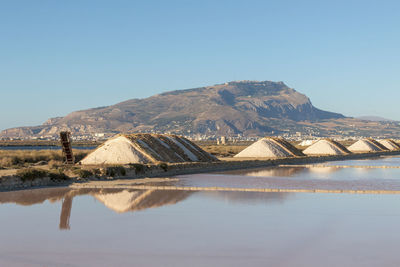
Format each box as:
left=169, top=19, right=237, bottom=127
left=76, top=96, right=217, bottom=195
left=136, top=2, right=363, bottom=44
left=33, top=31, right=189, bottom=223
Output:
left=2, top=156, right=400, bottom=266
left=324, top=155, right=400, bottom=166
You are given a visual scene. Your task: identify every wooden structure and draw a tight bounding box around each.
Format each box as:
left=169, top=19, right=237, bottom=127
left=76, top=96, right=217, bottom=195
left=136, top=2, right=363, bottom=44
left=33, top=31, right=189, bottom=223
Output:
left=60, top=131, right=74, bottom=164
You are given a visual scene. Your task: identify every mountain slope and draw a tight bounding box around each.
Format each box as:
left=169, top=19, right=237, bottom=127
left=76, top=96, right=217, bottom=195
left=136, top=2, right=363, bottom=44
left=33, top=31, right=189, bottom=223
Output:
left=1, top=80, right=346, bottom=138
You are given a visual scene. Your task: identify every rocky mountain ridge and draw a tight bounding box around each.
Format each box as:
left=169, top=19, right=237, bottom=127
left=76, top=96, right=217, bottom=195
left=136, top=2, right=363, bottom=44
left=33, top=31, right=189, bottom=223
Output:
left=2, top=80, right=398, bottom=139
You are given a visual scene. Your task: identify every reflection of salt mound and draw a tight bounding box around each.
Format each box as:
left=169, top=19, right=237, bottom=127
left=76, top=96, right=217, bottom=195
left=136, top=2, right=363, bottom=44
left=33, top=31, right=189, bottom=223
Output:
left=94, top=190, right=149, bottom=213
left=348, top=138, right=386, bottom=153
left=94, top=190, right=191, bottom=213
left=308, top=166, right=338, bottom=174
left=81, top=133, right=217, bottom=165
left=244, top=167, right=304, bottom=177
left=234, top=137, right=304, bottom=158
left=377, top=139, right=400, bottom=151
left=204, top=191, right=289, bottom=205
left=303, top=139, right=350, bottom=155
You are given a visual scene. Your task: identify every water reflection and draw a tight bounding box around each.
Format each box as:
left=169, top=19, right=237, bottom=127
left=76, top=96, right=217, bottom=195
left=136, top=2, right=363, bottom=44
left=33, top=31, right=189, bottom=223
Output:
left=326, top=155, right=400, bottom=166
left=0, top=187, right=70, bottom=205
left=220, top=167, right=306, bottom=177
left=0, top=187, right=292, bottom=230
left=93, top=189, right=192, bottom=213
left=203, top=191, right=290, bottom=205
left=60, top=195, right=73, bottom=230
left=220, top=166, right=340, bottom=178
left=2, top=188, right=400, bottom=266
left=0, top=188, right=193, bottom=230
left=308, top=166, right=338, bottom=174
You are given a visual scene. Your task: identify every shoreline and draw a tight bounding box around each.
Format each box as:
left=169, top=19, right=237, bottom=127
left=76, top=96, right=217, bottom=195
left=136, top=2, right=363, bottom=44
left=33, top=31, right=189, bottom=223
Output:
left=1, top=150, right=400, bottom=193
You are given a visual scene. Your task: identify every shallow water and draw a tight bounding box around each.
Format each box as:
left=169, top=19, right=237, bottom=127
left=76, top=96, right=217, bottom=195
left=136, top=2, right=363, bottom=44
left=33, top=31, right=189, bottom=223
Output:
left=2, top=156, right=400, bottom=266
left=325, top=155, right=400, bottom=166
left=173, top=161, right=400, bottom=192
left=216, top=164, right=400, bottom=180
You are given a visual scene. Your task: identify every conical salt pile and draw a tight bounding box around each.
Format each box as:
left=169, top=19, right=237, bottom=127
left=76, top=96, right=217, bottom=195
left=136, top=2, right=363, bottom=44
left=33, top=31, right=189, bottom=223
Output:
left=348, top=138, right=385, bottom=153
left=234, top=137, right=304, bottom=158
left=81, top=133, right=217, bottom=165
left=377, top=139, right=400, bottom=151
left=366, top=138, right=389, bottom=150
left=270, top=137, right=304, bottom=157
left=303, top=139, right=350, bottom=155
left=299, top=140, right=316, bottom=147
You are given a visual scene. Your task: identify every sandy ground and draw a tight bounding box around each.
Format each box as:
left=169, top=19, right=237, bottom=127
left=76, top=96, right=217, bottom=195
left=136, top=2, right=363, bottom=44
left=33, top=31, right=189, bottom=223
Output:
left=72, top=177, right=178, bottom=187
left=70, top=180, right=400, bottom=194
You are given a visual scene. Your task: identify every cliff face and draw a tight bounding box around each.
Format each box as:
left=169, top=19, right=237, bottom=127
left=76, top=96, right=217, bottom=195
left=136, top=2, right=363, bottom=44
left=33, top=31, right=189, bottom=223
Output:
left=1, top=80, right=345, bottom=138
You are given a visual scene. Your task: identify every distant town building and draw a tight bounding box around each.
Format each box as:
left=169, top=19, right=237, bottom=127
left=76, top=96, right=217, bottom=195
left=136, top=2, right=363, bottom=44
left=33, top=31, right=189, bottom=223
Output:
left=220, top=136, right=226, bottom=145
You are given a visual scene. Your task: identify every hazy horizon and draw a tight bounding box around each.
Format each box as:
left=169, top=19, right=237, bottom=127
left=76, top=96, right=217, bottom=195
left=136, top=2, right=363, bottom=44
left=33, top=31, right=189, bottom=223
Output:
left=1, top=0, right=400, bottom=130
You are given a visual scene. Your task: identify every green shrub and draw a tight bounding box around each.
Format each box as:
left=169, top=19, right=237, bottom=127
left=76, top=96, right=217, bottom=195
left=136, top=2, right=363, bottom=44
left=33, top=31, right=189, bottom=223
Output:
left=48, top=170, right=69, bottom=181
left=158, top=163, right=168, bottom=172
left=77, top=169, right=93, bottom=178
left=72, top=169, right=93, bottom=178
left=16, top=168, right=48, bottom=181
left=129, top=163, right=145, bottom=174
left=91, top=168, right=101, bottom=177
left=107, top=168, right=115, bottom=177
left=106, top=166, right=126, bottom=177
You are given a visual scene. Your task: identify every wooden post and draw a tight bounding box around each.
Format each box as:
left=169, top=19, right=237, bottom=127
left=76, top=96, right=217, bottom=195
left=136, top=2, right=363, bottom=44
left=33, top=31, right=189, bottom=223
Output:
left=60, top=131, right=75, bottom=164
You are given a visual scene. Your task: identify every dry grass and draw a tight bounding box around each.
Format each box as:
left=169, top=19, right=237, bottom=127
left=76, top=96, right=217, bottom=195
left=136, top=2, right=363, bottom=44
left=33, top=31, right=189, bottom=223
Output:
left=200, top=145, right=248, bottom=157
left=0, top=149, right=91, bottom=168
left=0, top=140, right=100, bottom=147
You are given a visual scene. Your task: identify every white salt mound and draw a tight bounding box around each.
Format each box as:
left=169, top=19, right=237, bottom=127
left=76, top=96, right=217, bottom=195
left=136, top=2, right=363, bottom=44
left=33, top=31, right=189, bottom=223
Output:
left=348, top=139, right=383, bottom=152
left=165, top=136, right=198, bottom=161
left=299, top=140, right=316, bottom=146
left=80, top=136, right=151, bottom=165
left=303, top=139, right=349, bottom=155
left=377, top=139, right=400, bottom=151
left=81, top=133, right=217, bottom=165
left=234, top=138, right=293, bottom=158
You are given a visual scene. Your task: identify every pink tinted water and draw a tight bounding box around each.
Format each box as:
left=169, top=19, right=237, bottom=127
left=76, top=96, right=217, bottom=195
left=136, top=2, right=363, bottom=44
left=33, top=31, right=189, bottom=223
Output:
left=2, top=156, right=400, bottom=266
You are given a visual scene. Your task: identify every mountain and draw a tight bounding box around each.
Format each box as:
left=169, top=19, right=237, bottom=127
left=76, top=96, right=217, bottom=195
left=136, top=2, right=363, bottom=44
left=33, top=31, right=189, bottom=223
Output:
left=1, top=81, right=344, bottom=138
left=2, top=80, right=399, bottom=139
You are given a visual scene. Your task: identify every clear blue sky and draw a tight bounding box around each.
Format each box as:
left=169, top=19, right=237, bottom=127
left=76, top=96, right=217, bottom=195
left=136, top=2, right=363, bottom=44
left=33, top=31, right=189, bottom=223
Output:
left=1, top=0, right=400, bottom=130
